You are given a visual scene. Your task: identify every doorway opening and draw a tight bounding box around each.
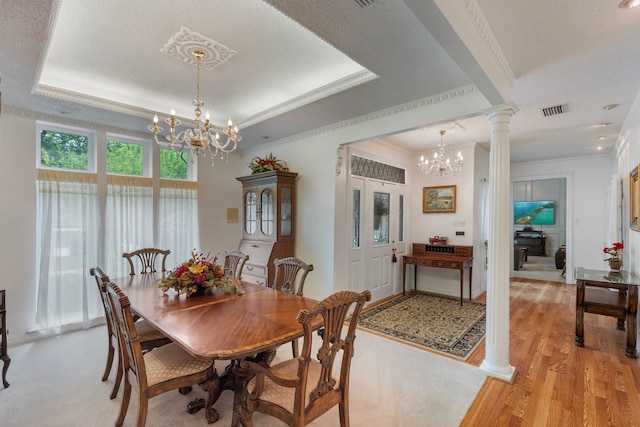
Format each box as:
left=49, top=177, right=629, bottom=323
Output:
left=512, top=177, right=568, bottom=283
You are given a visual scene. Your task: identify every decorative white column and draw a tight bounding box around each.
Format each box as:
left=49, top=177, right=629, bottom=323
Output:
left=480, top=103, right=518, bottom=383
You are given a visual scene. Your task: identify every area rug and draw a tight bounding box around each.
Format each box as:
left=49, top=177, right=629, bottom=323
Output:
left=357, top=291, right=486, bottom=360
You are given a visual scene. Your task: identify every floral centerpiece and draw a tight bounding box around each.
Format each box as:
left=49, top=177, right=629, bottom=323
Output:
left=159, top=251, right=243, bottom=297
left=603, top=242, right=624, bottom=262
left=248, top=153, right=289, bottom=174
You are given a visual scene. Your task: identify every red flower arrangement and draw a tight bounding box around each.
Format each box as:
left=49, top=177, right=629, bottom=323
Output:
left=248, top=153, right=288, bottom=174
left=603, top=242, right=623, bottom=262
left=159, top=251, right=243, bottom=297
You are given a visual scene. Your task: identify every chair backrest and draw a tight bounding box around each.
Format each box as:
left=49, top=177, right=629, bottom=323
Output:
left=90, top=267, right=115, bottom=337
left=104, top=281, right=146, bottom=388
left=271, top=257, right=314, bottom=296
left=223, top=250, right=249, bottom=279
left=246, top=290, right=371, bottom=426
left=122, top=248, right=170, bottom=276
left=0, top=289, right=6, bottom=345
left=300, top=290, right=370, bottom=406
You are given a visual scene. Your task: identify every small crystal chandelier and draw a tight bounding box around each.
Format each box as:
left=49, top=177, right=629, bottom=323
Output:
left=418, top=130, right=463, bottom=176
left=149, top=50, right=241, bottom=164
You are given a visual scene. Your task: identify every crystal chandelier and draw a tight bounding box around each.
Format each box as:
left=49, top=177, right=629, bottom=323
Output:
left=417, top=130, right=463, bottom=176
left=149, top=50, right=241, bottom=164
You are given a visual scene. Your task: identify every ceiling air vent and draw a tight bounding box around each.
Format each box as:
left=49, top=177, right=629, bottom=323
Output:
left=540, top=104, right=568, bottom=117
left=355, top=0, right=384, bottom=7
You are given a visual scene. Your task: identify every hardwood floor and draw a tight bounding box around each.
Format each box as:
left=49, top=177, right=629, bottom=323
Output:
left=462, top=277, right=640, bottom=426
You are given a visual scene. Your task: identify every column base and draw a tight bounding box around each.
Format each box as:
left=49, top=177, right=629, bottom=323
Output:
left=479, top=359, right=516, bottom=384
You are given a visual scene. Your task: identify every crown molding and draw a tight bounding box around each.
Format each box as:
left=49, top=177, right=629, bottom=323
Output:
left=459, top=0, right=515, bottom=85
left=2, top=107, right=151, bottom=140
left=244, top=85, right=479, bottom=155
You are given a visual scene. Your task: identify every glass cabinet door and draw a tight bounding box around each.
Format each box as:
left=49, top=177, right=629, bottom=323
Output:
left=244, top=190, right=257, bottom=235
left=280, top=187, right=292, bottom=236
left=261, top=188, right=274, bottom=236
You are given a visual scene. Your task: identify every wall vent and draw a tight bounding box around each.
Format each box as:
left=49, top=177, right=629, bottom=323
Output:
left=540, top=104, right=568, bottom=117
left=355, top=0, right=384, bottom=7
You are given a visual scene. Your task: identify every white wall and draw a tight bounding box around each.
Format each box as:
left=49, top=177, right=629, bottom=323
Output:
left=197, top=154, right=245, bottom=259
left=613, top=90, right=640, bottom=356
left=0, top=112, right=38, bottom=343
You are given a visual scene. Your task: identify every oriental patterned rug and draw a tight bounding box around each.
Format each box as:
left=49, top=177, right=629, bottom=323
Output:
left=357, top=291, right=486, bottom=360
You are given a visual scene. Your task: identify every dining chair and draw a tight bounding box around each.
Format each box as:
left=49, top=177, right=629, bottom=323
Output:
left=223, top=250, right=249, bottom=279
left=272, top=257, right=314, bottom=296
left=90, top=267, right=171, bottom=399
left=105, top=281, right=217, bottom=427
left=236, top=289, right=371, bottom=427
left=272, top=257, right=314, bottom=357
left=122, top=248, right=170, bottom=276
left=1, top=289, right=10, bottom=388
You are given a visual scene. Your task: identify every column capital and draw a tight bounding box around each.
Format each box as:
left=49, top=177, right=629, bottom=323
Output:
left=483, top=103, right=519, bottom=118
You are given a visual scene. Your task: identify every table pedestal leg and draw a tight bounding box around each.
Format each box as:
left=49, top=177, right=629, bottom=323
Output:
left=186, top=350, right=277, bottom=423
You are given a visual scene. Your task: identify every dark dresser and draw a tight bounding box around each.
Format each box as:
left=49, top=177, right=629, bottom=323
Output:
left=514, top=230, right=546, bottom=256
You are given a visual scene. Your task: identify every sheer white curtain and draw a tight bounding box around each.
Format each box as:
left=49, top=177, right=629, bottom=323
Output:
left=105, top=175, right=154, bottom=278
left=158, top=179, right=199, bottom=269
left=35, top=169, right=101, bottom=334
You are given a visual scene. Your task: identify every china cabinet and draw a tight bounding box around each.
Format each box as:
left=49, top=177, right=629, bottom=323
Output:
left=236, top=170, right=297, bottom=286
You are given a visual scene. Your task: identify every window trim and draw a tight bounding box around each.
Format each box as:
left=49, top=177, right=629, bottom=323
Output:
left=159, top=147, right=197, bottom=181
left=106, top=133, right=152, bottom=178
left=36, top=121, right=96, bottom=173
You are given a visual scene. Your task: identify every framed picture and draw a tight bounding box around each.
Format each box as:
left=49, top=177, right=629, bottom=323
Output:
left=423, top=185, right=456, bottom=213
left=630, top=164, right=639, bottom=231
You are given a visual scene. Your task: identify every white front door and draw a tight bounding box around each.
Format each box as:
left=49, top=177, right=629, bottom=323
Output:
left=367, top=180, right=394, bottom=301
left=349, top=177, right=402, bottom=302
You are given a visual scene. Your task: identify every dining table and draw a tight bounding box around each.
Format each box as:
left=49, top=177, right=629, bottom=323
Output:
left=111, top=273, right=321, bottom=424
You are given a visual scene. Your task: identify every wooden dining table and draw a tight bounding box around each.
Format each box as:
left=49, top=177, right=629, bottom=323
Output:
left=111, top=273, right=321, bottom=424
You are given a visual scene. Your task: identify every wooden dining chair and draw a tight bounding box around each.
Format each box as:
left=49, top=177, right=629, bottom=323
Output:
left=0, top=289, right=10, bottom=388
left=272, top=257, right=314, bottom=296
left=122, top=248, right=170, bottom=276
left=223, top=250, right=249, bottom=279
left=90, top=267, right=171, bottom=399
left=105, top=281, right=217, bottom=427
left=272, top=257, right=314, bottom=357
left=237, top=290, right=371, bottom=427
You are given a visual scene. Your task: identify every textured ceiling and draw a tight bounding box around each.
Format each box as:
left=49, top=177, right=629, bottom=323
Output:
left=1, top=0, right=640, bottom=163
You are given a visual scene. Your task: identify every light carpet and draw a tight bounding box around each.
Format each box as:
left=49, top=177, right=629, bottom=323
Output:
left=0, top=324, right=486, bottom=426
left=358, top=291, right=486, bottom=360
left=511, top=255, right=566, bottom=283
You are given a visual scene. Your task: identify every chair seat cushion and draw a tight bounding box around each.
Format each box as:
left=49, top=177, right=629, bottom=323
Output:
left=251, top=359, right=334, bottom=412
left=135, top=319, right=167, bottom=342
left=144, top=343, right=213, bottom=386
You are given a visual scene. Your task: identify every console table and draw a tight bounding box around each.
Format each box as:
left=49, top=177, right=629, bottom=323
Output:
left=574, top=267, right=638, bottom=359
left=402, top=244, right=473, bottom=306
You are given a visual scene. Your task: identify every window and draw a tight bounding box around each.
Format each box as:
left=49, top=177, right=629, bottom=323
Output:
left=37, top=123, right=95, bottom=172
left=160, top=148, right=190, bottom=180
left=35, top=122, right=199, bottom=334
left=107, top=139, right=145, bottom=176
left=398, top=194, right=404, bottom=242
left=353, top=189, right=361, bottom=248
left=373, top=192, right=390, bottom=245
